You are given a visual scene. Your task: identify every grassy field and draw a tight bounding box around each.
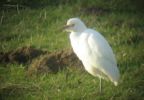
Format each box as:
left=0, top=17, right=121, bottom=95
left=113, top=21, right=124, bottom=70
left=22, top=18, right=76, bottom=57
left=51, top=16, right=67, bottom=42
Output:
left=0, top=1, right=144, bottom=100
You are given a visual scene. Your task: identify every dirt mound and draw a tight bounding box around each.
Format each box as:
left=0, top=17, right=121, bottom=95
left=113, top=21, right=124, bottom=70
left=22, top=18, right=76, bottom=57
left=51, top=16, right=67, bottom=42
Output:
left=0, top=46, right=83, bottom=74
left=28, top=49, right=83, bottom=75
left=0, top=46, right=47, bottom=64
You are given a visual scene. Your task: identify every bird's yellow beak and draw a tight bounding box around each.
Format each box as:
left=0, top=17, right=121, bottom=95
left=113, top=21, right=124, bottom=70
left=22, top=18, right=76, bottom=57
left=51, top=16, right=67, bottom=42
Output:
left=63, top=24, right=74, bottom=30
left=63, top=25, right=69, bottom=30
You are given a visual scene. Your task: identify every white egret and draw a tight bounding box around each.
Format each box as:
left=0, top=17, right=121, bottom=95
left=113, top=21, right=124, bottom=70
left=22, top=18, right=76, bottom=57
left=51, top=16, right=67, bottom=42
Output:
left=64, top=18, right=120, bottom=92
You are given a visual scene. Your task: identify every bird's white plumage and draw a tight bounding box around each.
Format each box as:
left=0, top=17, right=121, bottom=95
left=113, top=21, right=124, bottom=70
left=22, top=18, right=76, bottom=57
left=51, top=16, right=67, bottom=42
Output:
left=65, top=18, right=120, bottom=86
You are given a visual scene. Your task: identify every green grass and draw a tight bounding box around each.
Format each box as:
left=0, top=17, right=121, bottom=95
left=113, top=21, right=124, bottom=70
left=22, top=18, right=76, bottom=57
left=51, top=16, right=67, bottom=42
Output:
left=0, top=1, right=144, bottom=100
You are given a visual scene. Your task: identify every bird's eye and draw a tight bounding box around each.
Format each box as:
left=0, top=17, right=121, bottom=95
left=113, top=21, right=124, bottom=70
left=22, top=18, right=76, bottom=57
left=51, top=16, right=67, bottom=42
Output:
left=71, top=24, right=75, bottom=27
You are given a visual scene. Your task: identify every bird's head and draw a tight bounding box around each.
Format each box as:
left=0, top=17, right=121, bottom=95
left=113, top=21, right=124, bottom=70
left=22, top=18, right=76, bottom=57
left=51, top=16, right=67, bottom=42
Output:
left=63, top=18, right=87, bottom=33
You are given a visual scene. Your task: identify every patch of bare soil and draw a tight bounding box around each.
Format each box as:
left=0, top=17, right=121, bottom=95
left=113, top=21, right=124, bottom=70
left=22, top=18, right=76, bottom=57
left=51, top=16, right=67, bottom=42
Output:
left=0, top=47, right=83, bottom=74
left=0, top=46, right=47, bottom=64
left=28, top=49, right=83, bottom=75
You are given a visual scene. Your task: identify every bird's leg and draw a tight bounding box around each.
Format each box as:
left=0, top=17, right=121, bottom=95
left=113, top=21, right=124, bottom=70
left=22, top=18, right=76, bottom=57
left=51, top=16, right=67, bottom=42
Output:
left=99, top=77, right=102, bottom=93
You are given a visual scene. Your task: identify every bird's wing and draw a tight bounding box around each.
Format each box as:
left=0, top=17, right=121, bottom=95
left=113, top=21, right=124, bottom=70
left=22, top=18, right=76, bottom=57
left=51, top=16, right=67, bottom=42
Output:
left=86, top=29, right=119, bottom=82
left=88, top=31, right=116, bottom=65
